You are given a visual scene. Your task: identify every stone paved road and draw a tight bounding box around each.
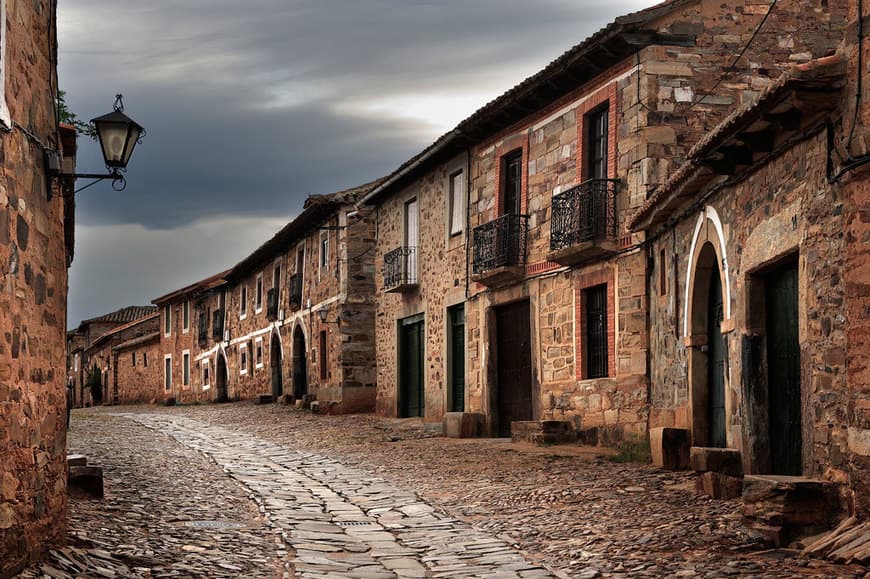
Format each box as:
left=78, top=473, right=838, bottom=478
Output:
left=22, top=405, right=867, bottom=578
left=130, top=412, right=554, bottom=579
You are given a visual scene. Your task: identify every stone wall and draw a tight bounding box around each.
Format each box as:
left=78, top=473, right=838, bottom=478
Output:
left=159, top=300, right=195, bottom=403
left=0, top=0, right=70, bottom=574
left=647, top=132, right=855, bottom=485
left=113, top=336, right=162, bottom=405
left=373, top=153, right=469, bottom=420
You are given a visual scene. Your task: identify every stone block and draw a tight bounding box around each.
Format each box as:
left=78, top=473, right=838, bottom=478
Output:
left=696, top=471, right=743, bottom=500
left=650, top=428, right=690, bottom=470
left=443, top=412, right=485, bottom=438
left=66, top=454, right=87, bottom=468
left=255, top=394, right=274, bottom=405
left=68, top=466, right=104, bottom=499
left=690, top=447, right=743, bottom=476
left=741, top=475, right=844, bottom=546
left=163, top=397, right=176, bottom=406
left=511, top=420, right=576, bottom=445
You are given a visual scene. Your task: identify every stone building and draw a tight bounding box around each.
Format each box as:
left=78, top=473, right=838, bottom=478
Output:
left=364, top=0, right=846, bottom=439
left=82, top=313, right=161, bottom=406
left=198, top=183, right=380, bottom=412
left=67, top=305, right=157, bottom=407
left=628, top=3, right=869, bottom=519
left=0, top=1, right=77, bottom=574
left=153, top=271, right=229, bottom=404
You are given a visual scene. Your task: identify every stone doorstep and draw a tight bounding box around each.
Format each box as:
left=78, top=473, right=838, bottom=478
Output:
left=255, top=394, right=274, bottom=405
left=510, top=420, right=576, bottom=445
left=689, top=446, right=743, bottom=477
left=67, top=454, right=88, bottom=468
left=649, top=428, right=690, bottom=470
left=68, top=465, right=104, bottom=499
left=741, top=475, right=844, bottom=548
left=442, top=412, right=485, bottom=439
left=696, top=471, right=743, bottom=500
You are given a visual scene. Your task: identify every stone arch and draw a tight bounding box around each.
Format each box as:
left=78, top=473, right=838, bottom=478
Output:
left=215, top=348, right=229, bottom=403
left=685, top=206, right=732, bottom=448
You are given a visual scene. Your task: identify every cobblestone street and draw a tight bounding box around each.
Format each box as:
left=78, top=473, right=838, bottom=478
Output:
left=24, top=404, right=868, bottom=578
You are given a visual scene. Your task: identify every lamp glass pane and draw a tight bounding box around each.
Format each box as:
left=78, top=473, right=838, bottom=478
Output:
left=97, top=121, right=131, bottom=167
left=121, top=125, right=143, bottom=166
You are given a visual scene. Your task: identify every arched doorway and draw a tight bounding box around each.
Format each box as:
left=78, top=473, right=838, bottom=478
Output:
left=688, top=241, right=727, bottom=448
left=292, top=326, right=308, bottom=399
left=215, top=354, right=228, bottom=402
left=271, top=332, right=283, bottom=398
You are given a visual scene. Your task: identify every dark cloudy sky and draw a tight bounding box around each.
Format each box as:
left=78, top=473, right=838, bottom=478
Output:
left=59, top=0, right=652, bottom=326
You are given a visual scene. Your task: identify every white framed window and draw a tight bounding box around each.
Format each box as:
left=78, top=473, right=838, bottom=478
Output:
left=182, top=300, right=190, bottom=333
left=239, top=285, right=248, bottom=320
left=449, top=169, right=465, bottom=236
left=182, top=350, right=191, bottom=387
left=202, top=359, right=211, bottom=391
left=74, top=353, right=80, bottom=372
left=163, top=305, right=171, bottom=337
left=255, top=273, right=264, bottom=313
left=239, top=343, right=248, bottom=376
left=319, top=231, right=329, bottom=276
left=273, top=259, right=282, bottom=290
left=164, top=354, right=172, bottom=391
left=255, top=337, right=264, bottom=369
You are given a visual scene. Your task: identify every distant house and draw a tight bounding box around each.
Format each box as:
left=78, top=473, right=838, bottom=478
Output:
left=154, top=181, right=382, bottom=412
left=67, top=305, right=158, bottom=407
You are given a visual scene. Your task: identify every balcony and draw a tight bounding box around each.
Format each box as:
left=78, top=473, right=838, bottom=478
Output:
left=267, top=288, right=279, bottom=321
left=549, top=179, right=619, bottom=266
left=289, top=273, right=303, bottom=310
left=472, top=213, right=528, bottom=287
left=198, top=314, right=208, bottom=348
left=383, top=247, right=418, bottom=293
left=212, top=310, right=224, bottom=341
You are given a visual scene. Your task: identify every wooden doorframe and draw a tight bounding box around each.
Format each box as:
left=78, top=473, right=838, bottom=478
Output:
left=488, top=298, right=537, bottom=437
left=397, top=313, right=425, bottom=418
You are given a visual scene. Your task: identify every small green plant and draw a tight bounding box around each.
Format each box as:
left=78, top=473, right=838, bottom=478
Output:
left=609, top=435, right=651, bottom=464
left=57, top=90, right=97, bottom=139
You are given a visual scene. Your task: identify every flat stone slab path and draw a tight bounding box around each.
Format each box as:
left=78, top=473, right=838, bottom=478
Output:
left=131, top=413, right=553, bottom=579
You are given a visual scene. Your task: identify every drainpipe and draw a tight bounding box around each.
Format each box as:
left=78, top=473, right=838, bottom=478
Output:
left=645, top=239, right=654, bottom=432
left=465, top=147, right=472, bottom=300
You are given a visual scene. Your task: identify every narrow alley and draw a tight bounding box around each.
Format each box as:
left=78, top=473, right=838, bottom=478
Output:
left=21, top=404, right=867, bottom=578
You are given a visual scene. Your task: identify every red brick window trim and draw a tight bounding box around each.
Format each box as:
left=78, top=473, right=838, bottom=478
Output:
left=576, top=83, right=618, bottom=182
left=575, top=269, right=616, bottom=380
left=493, top=133, right=530, bottom=217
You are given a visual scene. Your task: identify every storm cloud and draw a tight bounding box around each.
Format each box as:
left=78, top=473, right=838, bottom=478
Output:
left=59, top=0, right=654, bottom=324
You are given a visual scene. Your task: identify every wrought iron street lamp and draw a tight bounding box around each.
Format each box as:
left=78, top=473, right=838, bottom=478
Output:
left=48, top=94, right=145, bottom=195
left=317, top=309, right=340, bottom=325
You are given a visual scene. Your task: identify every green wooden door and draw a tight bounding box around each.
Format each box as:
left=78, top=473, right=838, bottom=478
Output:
left=399, top=315, right=425, bottom=418
left=448, top=305, right=465, bottom=413
left=708, top=267, right=727, bottom=448
left=766, top=262, right=801, bottom=475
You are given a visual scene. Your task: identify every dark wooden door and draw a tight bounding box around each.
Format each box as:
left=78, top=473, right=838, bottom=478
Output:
left=216, top=355, right=228, bottom=402
left=292, top=327, right=308, bottom=398
left=448, top=305, right=465, bottom=413
left=399, top=315, right=425, bottom=418
left=271, top=334, right=283, bottom=398
left=708, top=267, right=727, bottom=448
left=766, top=262, right=801, bottom=475
left=495, top=301, right=533, bottom=437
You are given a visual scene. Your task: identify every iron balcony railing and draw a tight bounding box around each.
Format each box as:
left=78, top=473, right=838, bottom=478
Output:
left=550, top=179, right=619, bottom=252
left=383, top=247, right=418, bottom=291
left=472, top=213, right=529, bottom=275
left=267, top=288, right=279, bottom=321
left=198, top=313, right=208, bottom=348
left=289, top=273, right=303, bottom=309
left=212, top=310, right=224, bottom=341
